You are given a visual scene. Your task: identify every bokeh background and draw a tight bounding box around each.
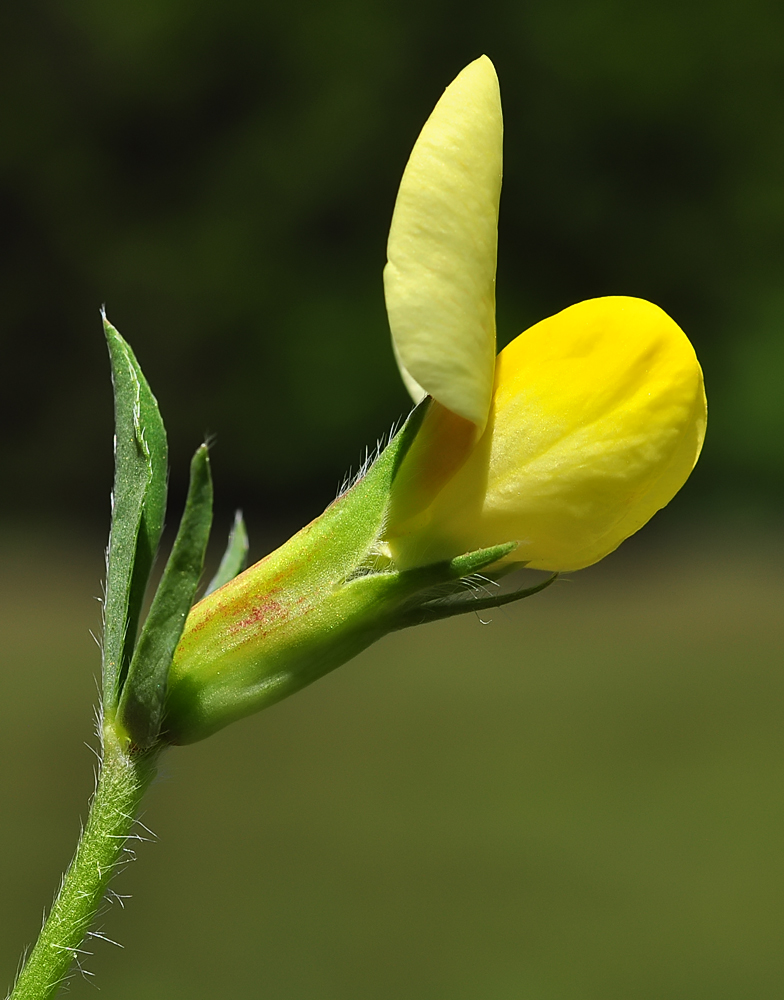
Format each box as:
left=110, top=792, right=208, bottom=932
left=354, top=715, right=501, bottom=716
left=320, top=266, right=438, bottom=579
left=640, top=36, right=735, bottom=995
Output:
left=2, top=0, right=783, bottom=997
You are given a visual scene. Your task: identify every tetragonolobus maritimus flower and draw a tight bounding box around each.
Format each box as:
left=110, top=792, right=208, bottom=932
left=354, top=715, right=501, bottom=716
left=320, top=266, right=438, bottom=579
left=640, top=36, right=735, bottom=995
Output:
left=382, top=55, right=706, bottom=572
left=161, top=55, right=706, bottom=745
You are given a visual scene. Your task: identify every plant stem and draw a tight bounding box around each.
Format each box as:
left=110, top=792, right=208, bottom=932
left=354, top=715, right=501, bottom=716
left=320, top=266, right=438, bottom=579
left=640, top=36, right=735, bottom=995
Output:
left=9, top=725, right=159, bottom=1000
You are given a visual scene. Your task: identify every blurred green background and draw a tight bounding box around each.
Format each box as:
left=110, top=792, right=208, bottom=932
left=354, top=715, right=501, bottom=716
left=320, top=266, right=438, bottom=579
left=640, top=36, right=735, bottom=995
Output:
left=2, top=0, right=784, bottom=997
left=3, top=527, right=784, bottom=999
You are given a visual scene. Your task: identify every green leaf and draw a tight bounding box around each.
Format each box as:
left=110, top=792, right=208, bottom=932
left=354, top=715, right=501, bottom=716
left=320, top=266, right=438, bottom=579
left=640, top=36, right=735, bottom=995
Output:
left=102, top=314, right=168, bottom=713
left=117, top=444, right=213, bottom=748
left=205, top=510, right=249, bottom=596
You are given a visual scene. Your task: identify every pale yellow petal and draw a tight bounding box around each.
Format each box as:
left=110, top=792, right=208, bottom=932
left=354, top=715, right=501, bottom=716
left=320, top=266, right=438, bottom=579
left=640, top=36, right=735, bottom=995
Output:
left=383, top=55, right=502, bottom=430
left=391, top=336, right=427, bottom=404
left=387, top=297, right=707, bottom=571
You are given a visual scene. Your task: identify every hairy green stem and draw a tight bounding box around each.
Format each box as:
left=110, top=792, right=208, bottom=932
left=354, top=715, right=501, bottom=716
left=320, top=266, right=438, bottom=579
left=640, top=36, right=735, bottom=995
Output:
left=8, top=725, right=159, bottom=1000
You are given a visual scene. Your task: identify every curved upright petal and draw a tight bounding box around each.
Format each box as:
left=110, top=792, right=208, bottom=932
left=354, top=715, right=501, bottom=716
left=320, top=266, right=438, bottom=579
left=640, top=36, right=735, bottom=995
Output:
left=384, top=55, right=502, bottom=431
left=387, top=297, right=707, bottom=572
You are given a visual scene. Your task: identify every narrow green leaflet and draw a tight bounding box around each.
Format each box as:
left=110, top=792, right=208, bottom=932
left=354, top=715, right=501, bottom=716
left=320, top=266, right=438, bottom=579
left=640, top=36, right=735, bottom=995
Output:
left=103, top=315, right=168, bottom=713
left=117, top=445, right=213, bottom=748
left=205, top=510, right=249, bottom=595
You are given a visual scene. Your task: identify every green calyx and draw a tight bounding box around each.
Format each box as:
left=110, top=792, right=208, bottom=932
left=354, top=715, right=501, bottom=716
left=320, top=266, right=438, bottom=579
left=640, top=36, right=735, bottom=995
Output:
left=162, top=400, right=556, bottom=745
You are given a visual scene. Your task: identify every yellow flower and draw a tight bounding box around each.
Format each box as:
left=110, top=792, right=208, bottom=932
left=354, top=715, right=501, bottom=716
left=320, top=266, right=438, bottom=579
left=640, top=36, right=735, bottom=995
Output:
left=382, top=56, right=707, bottom=572
left=162, top=55, right=707, bottom=745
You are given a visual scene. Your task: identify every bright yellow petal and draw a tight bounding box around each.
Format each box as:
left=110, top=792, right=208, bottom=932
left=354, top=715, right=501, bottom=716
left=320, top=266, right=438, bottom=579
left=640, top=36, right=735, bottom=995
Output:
left=387, top=297, right=707, bottom=571
left=383, top=55, right=502, bottom=431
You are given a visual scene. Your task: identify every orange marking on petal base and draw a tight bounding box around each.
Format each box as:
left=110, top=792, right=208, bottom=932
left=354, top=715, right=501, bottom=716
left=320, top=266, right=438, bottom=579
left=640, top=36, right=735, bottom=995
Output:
left=385, top=400, right=478, bottom=537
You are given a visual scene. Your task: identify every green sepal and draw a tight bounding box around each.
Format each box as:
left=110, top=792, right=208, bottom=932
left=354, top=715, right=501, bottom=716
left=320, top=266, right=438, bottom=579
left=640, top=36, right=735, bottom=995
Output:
left=163, top=403, right=556, bottom=745
left=163, top=403, right=432, bottom=743
left=331, top=544, right=521, bottom=635
left=392, top=542, right=518, bottom=595
left=205, top=510, right=249, bottom=596
left=336, top=543, right=553, bottom=633
left=308, top=397, right=431, bottom=575
left=102, top=314, right=168, bottom=713
left=394, top=571, right=558, bottom=629
left=117, top=444, right=213, bottom=748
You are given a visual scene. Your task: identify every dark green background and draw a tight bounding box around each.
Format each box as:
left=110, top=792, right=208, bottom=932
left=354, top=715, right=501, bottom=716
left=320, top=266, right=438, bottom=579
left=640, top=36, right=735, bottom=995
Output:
left=2, top=1, right=784, bottom=998
left=2, top=0, right=783, bottom=527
